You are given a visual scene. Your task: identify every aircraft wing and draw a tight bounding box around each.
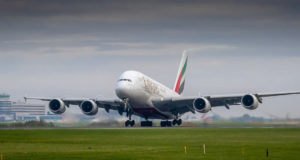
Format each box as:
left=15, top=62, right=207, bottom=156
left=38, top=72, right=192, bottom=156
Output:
left=152, top=91, right=300, bottom=115
left=24, top=97, right=126, bottom=114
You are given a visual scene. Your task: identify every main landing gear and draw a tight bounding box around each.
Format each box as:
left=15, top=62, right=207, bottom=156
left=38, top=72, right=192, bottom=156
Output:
left=160, top=121, right=172, bottom=127
left=172, top=119, right=182, bottom=126
left=160, top=119, right=182, bottom=127
left=125, top=120, right=135, bottom=127
left=141, top=121, right=153, bottom=127
left=125, top=119, right=182, bottom=127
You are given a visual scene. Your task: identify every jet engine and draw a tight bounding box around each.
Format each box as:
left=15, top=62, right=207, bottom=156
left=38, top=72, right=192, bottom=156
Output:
left=80, top=100, right=98, bottom=115
left=49, top=99, right=66, bottom=114
left=193, top=97, right=211, bottom=113
left=241, top=94, right=259, bottom=110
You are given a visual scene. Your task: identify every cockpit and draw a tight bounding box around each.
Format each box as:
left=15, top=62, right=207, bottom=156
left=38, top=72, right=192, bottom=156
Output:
left=118, top=78, right=132, bottom=82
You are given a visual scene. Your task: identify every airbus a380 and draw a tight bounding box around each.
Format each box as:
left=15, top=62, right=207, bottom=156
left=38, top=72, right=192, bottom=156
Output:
left=25, top=52, right=300, bottom=127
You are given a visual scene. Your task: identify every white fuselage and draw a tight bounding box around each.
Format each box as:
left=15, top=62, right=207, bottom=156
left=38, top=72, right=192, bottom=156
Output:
left=115, top=70, right=179, bottom=119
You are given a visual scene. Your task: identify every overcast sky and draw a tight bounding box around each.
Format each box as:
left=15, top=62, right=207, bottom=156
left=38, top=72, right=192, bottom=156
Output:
left=1, top=0, right=300, bottom=119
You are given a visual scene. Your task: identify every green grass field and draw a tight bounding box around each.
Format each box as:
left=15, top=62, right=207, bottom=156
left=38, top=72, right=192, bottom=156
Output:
left=0, top=128, right=300, bottom=160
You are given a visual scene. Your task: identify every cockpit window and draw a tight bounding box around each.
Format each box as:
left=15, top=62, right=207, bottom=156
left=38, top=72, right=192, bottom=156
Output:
left=118, top=79, right=132, bottom=82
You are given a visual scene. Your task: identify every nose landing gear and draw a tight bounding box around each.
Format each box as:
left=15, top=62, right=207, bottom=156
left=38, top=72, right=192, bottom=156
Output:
left=124, top=111, right=135, bottom=127
left=124, top=98, right=135, bottom=127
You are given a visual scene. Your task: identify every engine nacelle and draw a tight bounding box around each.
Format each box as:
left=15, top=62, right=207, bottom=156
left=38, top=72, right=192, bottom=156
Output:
left=241, top=94, right=259, bottom=110
left=49, top=99, right=66, bottom=114
left=80, top=100, right=98, bottom=115
left=193, top=97, right=211, bottom=113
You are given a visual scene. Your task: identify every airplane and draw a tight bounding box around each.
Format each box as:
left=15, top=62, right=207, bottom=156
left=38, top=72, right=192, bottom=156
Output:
left=25, top=51, right=300, bottom=127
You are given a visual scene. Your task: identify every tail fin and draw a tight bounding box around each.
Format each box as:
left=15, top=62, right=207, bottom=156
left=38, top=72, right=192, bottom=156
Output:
left=173, top=51, right=188, bottom=95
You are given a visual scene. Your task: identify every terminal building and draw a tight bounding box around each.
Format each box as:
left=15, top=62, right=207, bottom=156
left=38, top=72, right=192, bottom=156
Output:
left=0, top=93, right=62, bottom=122
left=11, top=102, right=46, bottom=121
left=0, top=94, right=12, bottom=121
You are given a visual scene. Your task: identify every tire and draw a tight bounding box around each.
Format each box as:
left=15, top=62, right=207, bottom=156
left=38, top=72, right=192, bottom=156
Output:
left=125, top=120, right=130, bottom=127
left=178, top=119, right=182, bottom=126
left=141, top=121, right=152, bottom=127
left=166, top=121, right=172, bottom=127
left=130, top=120, right=135, bottom=127
left=146, top=121, right=152, bottom=127
left=172, top=119, right=177, bottom=126
left=160, top=121, right=166, bottom=127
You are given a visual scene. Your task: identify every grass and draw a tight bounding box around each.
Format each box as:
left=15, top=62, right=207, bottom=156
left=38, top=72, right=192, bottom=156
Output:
left=0, top=128, right=300, bottom=160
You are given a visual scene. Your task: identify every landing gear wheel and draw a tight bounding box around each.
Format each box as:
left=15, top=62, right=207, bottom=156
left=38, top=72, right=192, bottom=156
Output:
left=172, top=119, right=182, bottom=126
left=141, top=121, right=153, bottom=127
left=125, top=120, right=130, bottom=127
left=172, top=119, right=177, bottom=126
left=160, top=121, right=166, bottom=127
left=160, top=121, right=172, bottom=127
left=166, top=121, right=172, bottom=127
left=130, top=120, right=135, bottom=127
left=125, top=120, right=135, bottom=127
left=177, top=119, right=182, bottom=126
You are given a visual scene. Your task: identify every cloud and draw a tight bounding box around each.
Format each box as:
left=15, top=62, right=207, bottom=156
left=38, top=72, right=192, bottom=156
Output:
left=0, top=34, right=238, bottom=58
left=1, top=0, right=300, bottom=35
left=1, top=0, right=300, bottom=23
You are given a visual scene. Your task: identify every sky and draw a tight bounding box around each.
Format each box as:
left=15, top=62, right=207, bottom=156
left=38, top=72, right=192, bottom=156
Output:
left=1, top=0, right=300, bottom=119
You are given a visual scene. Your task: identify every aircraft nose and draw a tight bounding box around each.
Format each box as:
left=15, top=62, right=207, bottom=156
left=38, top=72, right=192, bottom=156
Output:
left=115, top=82, right=131, bottom=99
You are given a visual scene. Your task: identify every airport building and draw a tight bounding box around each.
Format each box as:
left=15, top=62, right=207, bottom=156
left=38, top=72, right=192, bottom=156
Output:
left=0, top=94, right=12, bottom=121
left=11, top=102, right=46, bottom=121
left=0, top=93, right=62, bottom=122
